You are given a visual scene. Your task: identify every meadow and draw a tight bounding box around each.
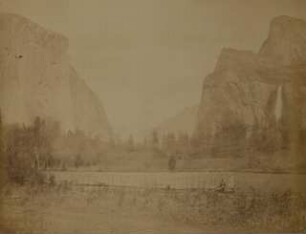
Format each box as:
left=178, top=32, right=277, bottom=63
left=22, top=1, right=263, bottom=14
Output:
left=1, top=171, right=305, bottom=233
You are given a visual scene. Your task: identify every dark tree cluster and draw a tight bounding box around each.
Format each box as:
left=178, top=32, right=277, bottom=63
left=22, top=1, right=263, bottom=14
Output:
left=0, top=114, right=109, bottom=184
left=2, top=116, right=54, bottom=184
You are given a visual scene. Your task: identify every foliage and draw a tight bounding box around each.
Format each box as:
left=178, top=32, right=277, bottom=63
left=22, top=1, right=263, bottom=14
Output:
left=168, top=156, right=176, bottom=171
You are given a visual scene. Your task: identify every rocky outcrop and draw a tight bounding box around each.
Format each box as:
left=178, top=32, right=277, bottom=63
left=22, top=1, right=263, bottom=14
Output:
left=0, top=13, right=112, bottom=138
left=196, top=16, right=306, bottom=156
left=259, top=15, right=306, bottom=65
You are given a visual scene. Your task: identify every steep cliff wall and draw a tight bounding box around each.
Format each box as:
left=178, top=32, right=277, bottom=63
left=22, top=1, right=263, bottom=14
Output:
left=196, top=16, right=306, bottom=156
left=0, top=13, right=112, bottom=138
left=259, top=15, right=306, bottom=65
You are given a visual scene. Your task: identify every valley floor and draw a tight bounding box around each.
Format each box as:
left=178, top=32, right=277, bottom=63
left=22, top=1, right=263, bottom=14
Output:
left=1, top=173, right=305, bottom=233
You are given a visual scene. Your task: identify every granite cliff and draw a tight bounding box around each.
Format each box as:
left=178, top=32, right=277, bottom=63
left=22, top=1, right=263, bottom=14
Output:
left=196, top=16, right=306, bottom=157
left=0, top=13, right=112, bottom=138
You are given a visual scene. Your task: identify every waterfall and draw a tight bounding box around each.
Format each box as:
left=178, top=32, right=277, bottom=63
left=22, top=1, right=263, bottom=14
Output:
left=274, top=85, right=283, bottom=121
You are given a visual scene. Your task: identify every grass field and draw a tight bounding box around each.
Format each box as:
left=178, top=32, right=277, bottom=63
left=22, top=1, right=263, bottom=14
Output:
left=1, top=171, right=305, bottom=233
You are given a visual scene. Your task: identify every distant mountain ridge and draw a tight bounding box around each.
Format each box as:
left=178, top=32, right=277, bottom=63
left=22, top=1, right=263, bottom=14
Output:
left=154, top=105, right=198, bottom=136
left=0, top=13, right=112, bottom=138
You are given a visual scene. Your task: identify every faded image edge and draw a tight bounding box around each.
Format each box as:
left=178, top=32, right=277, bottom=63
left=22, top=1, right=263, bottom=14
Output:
left=0, top=1, right=306, bottom=233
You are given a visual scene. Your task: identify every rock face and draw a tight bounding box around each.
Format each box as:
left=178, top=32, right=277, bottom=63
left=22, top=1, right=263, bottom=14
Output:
left=0, top=13, right=112, bottom=138
left=196, top=16, right=306, bottom=156
left=259, top=16, right=306, bottom=65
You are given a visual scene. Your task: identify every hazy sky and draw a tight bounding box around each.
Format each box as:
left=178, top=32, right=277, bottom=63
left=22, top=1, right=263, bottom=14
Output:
left=1, top=0, right=305, bottom=137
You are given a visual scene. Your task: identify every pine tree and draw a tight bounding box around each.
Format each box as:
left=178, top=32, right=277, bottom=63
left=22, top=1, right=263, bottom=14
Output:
left=0, top=109, right=6, bottom=186
left=127, top=134, right=135, bottom=151
left=151, top=130, right=159, bottom=147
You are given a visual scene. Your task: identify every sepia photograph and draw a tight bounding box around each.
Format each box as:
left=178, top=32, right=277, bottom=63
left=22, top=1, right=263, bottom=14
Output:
left=0, top=0, right=305, bottom=233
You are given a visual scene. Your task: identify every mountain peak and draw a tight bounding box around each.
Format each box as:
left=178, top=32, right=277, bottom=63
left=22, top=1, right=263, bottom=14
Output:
left=215, top=48, right=257, bottom=71
left=0, top=13, right=68, bottom=55
left=259, top=15, right=306, bottom=65
left=270, top=15, right=305, bottom=27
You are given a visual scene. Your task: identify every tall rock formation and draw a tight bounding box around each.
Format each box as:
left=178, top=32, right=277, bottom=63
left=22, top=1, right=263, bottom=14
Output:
left=259, top=16, right=306, bottom=65
left=0, top=13, right=112, bottom=139
left=196, top=16, right=306, bottom=157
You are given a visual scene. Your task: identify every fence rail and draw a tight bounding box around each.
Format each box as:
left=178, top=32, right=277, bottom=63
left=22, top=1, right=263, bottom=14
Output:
left=45, top=171, right=305, bottom=192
